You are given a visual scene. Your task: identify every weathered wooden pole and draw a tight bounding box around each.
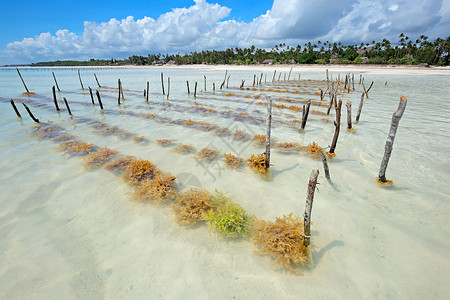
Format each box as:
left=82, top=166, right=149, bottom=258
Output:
left=278, top=73, right=281, bottom=81
left=319, top=149, right=330, bottom=179
left=22, top=103, right=39, bottom=123
left=161, top=72, right=165, bottom=95
left=265, top=97, right=273, bottom=170
left=303, top=169, right=319, bottom=247
left=240, top=80, right=245, bottom=88
left=301, top=100, right=311, bottom=130
left=220, top=70, right=227, bottom=89
left=346, top=100, right=352, bottom=129
left=118, top=79, right=121, bottom=105
left=253, top=75, right=256, bottom=87
left=194, top=82, right=197, bottom=98
left=16, top=68, right=30, bottom=94
left=272, top=70, right=276, bottom=82
left=96, top=90, right=104, bottom=110
left=120, top=80, right=124, bottom=100
left=186, top=81, right=190, bottom=94
left=366, top=81, right=374, bottom=97
left=63, top=97, right=72, bottom=115
left=213, top=82, right=215, bottom=92
left=226, top=75, right=230, bottom=88
left=204, top=76, right=206, bottom=92
left=259, top=72, right=263, bottom=85
left=52, top=86, right=60, bottom=111
left=94, top=73, right=101, bottom=87
left=320, top=89, right=324, bottom=101
left=378, top=96, right=407, bottom=183
left=78, top=69, right=84, bottom=90
left=52, top=72, right=61, bottom=91
left=326, top=69, right=330, bottom=90
left=88, top=87, right=95, bottom=105
left=288, top=67, right=293, bottom=81
left=167, top=77, right=170, bottom=99
left=326, top=92, right=334, bottom=115
left=352, top=74, right=355, bottom=90
left=356, top=92, right=364, bottom=122
left=10, top=99, right=21, bottom=118
left=329, top=99, right=342, bottom=154
left=146, top=81, right=149, bottom=102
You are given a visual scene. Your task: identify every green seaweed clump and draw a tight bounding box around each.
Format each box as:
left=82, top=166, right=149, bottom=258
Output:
left=123, top=159, right=160, bottom=184
left=173, top=189, right=215, bottom=224
left=204, top=191, right=253, bottom=238
left=134, top=173, right=178, bottom=203
left=84, top=147, right=119, bottom=169
left=253, top=213, right=308, bottom=273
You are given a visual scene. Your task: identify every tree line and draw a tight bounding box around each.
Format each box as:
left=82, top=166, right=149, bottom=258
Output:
left=31, top=34, right=449, bottom=67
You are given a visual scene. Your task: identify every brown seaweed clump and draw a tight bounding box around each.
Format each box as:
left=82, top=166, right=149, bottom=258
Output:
left=156, top=139, right=176, bottom=146
left=224, top=153, right=244, bottom=169
left=132, top=136, right=148, bottom=143
left=299, top=141, right=322, bottom=159
left=59, top=140, right=96, bottom=155
left=252, top=134, right=266, bottom=147
left=214, top=127, right=230, bottom=137
left=196, top=148, right=220, bottom=161
left=134, top=173, right=178, bottom=203
left=174, top=144, right=196, bottom=153
left=253, top=213, right=308, bottom=272
left=123, top=159, right=160, bottom=184
left=173, top=189, right=215, bottom=224
left=84, top=147, right=119, bottom=169
left=274, top=142, right=301, bottom=152
left=104, top=156, right=137, bottom=172
left=246, top=153, right=268, bottom=174
left=232, top=130, right=251, bottom=141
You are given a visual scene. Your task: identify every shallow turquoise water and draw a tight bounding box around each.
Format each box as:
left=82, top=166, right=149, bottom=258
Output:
left=0, top=66, right=449, bottom=299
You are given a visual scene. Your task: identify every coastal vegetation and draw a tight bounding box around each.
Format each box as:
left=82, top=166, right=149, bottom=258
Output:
left=26, top=34, right=449, bottom=67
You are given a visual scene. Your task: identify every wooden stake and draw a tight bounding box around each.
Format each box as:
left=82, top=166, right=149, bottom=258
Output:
left=52, top=86, right=60, bottom=111
left=272, top=70, right=276, bottom=82
left=220, top=70, right=227, bottom=89
left=346, top=100, right=352, bottom=129
left=253, top=75, right=256, bottom=87
left=16, top=68, right=30, bottom=94
left=204, top=76, right=206, bottom=92
left=301, top=100, right=311, bottom=130
left=213, top=82, right=215, bottom=92
left=326, top=93, right=334, bottom=115
left=303, top=169, right=319, bottom=247
left=352, top=74, right=355, bottom=90
left=329, top=99, right=342, bottom=154
left=288, top=67, right=293, bottom=81
left=240, top=80, right=245, bottom=88
left=10, top=99, right=21, bottom=118
left=194, top=82, right=197, bottom=98
left=78, top=69, right=84, bottom=90
left=94, top=73, right=101, bottom=87
left=118, top=79, right=121, bottom=105
left=356, top=92, right=364, bottom=122
left=96, top=90, right=103, bottom=110
left=52, top=72, right=60, bottom=91
left=120, top=79, right=124, bottom=100
left=319, top=149, right=330, bottom=179
left=186, top=81, right=190, bottom=94
left=146, top=81, right=149, bottom=102
left=378, top=96, right=407, bottom=183
left=278, top=73, right=281, bottom=81
left=167, top=77, right=170, bottom=99
left=161, top=72, right=165, bottom=95
left=22, top=103, right=39, bottom=123
left=259, top=73, right=263, bottom=85
left=265, top=97, right=273, bottom=170
left=326, top=69, right=329, bottom=90
left=63, top=97, right=72, bottom=115
left=226, top=75, right=230, bottom=88
left=88, top=87, right=95, bottom=105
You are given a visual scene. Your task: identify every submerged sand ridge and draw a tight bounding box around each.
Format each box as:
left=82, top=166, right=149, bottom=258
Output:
left=0, top=66, right=449, bottom=299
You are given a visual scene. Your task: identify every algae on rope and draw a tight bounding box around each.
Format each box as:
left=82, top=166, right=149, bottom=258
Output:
left=123, top=159, right=160, bottom=184
left=173, top=189, right=215, bottom=224
left=224, top=153, right=245, bottom=168
left=253, top=213, right=309, bottom=273
left=196, top=148, right=220, bottom=161
left=104, top=156, right=137, bottom=172
left=84, top=147, right=119, bottom=169
left=204, top=191, right=253, bottom=238
left=134, top=173, right=178, bottom=203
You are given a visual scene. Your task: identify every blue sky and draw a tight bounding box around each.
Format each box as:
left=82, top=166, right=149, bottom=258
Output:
left=0, top=0, right=448, bottom=65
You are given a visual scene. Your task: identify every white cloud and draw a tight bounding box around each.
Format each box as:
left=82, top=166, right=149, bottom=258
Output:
left=1, top=0, right=448, bottom=64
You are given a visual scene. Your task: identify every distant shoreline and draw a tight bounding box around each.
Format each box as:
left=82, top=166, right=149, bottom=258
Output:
left=2, top=64, right=450, bottom=76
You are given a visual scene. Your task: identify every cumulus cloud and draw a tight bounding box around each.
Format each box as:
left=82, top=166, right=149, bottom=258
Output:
left=1, top=0, right=448, bottom=64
